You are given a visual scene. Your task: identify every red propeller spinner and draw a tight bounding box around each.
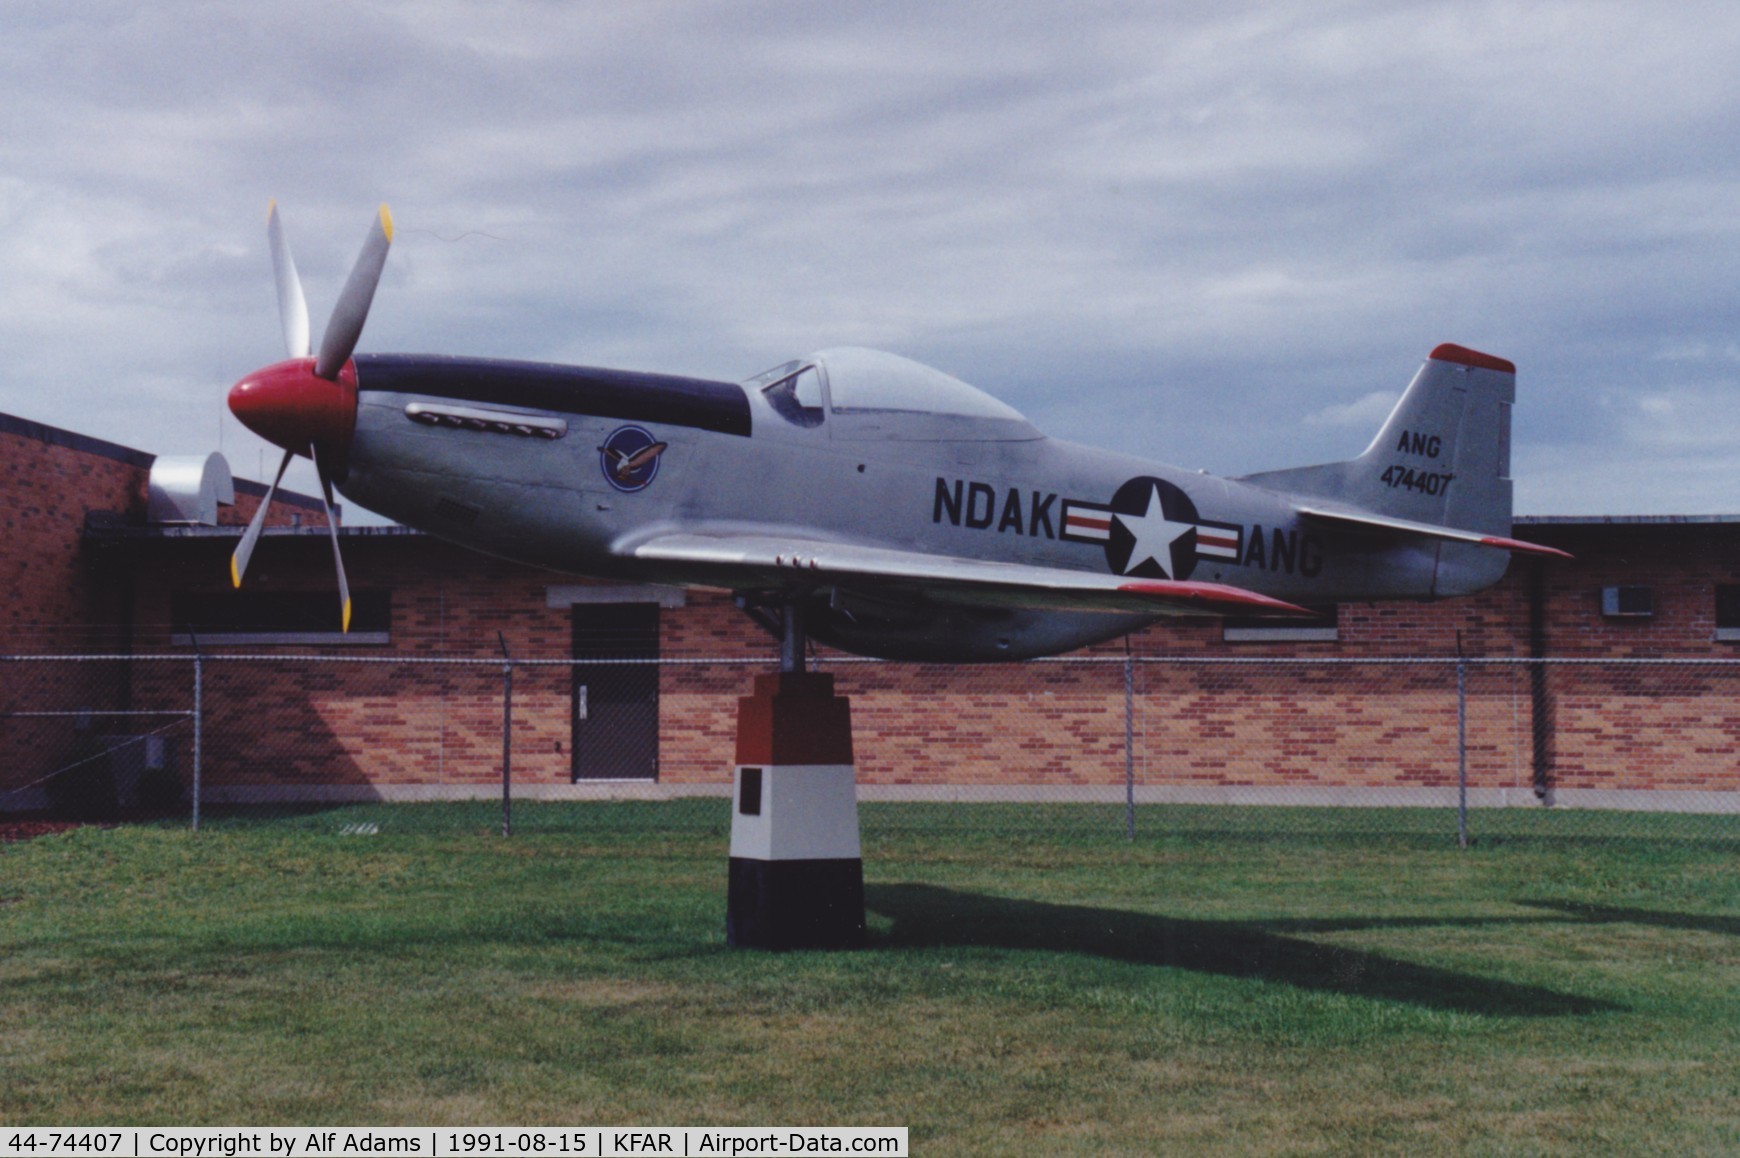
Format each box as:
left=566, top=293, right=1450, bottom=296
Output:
left=227, top=357, right=357, bottom=469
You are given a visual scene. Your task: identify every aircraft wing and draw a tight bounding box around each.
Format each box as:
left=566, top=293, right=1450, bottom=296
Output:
left=1294, top=505, right=1572, bottom=559
left=626, top=533, right=1314, bottom=617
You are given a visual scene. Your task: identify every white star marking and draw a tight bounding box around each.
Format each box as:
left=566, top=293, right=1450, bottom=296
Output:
left=1115, top=485, right=1197, bottom=576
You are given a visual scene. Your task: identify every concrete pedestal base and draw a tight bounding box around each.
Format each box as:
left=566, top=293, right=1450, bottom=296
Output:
left=726, top=672, right=864, bottom=950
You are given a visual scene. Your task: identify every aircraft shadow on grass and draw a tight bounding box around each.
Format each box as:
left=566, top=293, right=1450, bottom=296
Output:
left=864, top=884, right=1620, bottom=1017
left=1519, top=900, right=1740, bottom=938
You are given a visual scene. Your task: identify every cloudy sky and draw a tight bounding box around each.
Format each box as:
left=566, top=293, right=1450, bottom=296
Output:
left=6, top=1, right=1740, bottom=520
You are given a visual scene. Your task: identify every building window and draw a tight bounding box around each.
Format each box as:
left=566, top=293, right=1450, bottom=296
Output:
left=171, top=591, right=391, bottom=646
left=1716, top=586, right=1740, bottom=642
left=1222, top=605, right=1338, bottom=643
left=1601, top=586, right=1655, bottom=618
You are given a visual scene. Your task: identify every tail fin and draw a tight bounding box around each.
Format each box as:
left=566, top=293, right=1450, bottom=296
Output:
left=1241, top=343, right=1515, bottom=535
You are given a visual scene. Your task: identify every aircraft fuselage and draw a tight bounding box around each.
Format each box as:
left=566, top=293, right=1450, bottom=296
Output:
left=321, top=352, right=1498, bottom=660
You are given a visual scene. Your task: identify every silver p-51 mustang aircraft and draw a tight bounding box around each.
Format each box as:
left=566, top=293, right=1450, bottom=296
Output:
left=228, top=204, right=1565, bottom=663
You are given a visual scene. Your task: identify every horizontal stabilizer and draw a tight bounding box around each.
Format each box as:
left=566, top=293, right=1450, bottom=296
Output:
left=628, top=533, right=1316, bottom=618
left=1296, top=505, right=1571, bottom=559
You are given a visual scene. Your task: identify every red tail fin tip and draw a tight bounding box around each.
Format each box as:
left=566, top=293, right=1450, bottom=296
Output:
left=1429, top=344, right=1515, bottom=374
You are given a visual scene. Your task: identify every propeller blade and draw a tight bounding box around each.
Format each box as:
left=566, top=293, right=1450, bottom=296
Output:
left=266, top=201, right=311, bottom=359
left=231, top=447, right=294, bottom=587
left=310, top=443, right=352, bottom=633
left=314, top=203, right=394, bottom=381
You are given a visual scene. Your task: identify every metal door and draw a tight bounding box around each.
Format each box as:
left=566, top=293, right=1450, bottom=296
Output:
left=571, top=603, right=660, bottom=781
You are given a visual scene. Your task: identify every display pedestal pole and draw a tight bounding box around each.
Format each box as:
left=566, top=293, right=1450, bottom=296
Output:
left=726, top=671, right=864, bottom=950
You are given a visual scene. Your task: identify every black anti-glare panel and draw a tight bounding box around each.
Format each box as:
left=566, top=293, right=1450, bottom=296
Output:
left=356, top=354, right=752, bottom=437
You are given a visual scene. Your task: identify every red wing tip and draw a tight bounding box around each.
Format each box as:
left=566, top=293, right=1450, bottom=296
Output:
left=1119, top=581, right=1316, bottom=617
left=1430, top=343, right=1515, bottom=374
left=1480, top=536, right=1574, bottom=559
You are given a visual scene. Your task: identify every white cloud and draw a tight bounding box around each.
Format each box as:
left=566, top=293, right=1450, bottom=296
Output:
left=1305, top=390, right=1399, bottom=431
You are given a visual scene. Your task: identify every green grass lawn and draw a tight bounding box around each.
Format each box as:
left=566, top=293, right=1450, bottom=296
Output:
left=2, top=803, right=1738, bottom=1154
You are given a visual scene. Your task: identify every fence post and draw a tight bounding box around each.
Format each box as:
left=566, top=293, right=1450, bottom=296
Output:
left=191, top=650, right=203, bottom=833
left=1124, top=649, right=1135, bottom=841
left=1457, top=657, right=1468, bottom=849
left=501, top=660, right=514, bottom=838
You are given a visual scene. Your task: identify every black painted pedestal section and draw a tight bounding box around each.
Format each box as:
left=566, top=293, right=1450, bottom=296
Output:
left=726, top=857, right=865, bottom=951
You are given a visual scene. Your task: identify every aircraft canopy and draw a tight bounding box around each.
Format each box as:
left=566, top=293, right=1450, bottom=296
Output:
left=810, top=347, right=1041, bottom=442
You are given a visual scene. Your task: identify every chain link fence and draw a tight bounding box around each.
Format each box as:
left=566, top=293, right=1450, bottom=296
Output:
left=4, top=653, right=1739, bottom=844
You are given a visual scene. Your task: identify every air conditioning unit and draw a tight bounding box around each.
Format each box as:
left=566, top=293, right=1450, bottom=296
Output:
left=1601, top=586, right=1654, bottom=618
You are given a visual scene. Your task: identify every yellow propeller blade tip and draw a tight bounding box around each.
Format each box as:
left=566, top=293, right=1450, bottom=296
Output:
left=230, top=556, right=242, bottom=589
left=342, top=599, right=353, bottom=634
left=378, top=203, right=394, bottom=243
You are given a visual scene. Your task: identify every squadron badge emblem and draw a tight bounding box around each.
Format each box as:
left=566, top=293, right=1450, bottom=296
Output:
left=598, top=426, right=668, bottom=493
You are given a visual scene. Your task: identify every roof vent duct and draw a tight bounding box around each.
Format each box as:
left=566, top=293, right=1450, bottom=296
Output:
left=147, top=453, right=236, bottom=525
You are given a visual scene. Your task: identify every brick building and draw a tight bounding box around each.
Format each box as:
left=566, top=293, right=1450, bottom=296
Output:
left=4, top=409, right=1739, bottom=811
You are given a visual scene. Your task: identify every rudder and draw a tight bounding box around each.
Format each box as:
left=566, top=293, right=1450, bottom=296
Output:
left=1354, top=343, right=1514, bottom=535
left=1242, top=343, right=1515, bottom=536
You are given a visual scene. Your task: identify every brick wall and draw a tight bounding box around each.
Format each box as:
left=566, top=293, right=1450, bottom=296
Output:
left=2, top=412, right=330, bottom=651
left=0, top=413, right=332, bottom=800
left=1, top=420, right=150, bottom=651
left=8, top=404, right=1740, bottom=805
left=98, top=521, right=1740, bottom=799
